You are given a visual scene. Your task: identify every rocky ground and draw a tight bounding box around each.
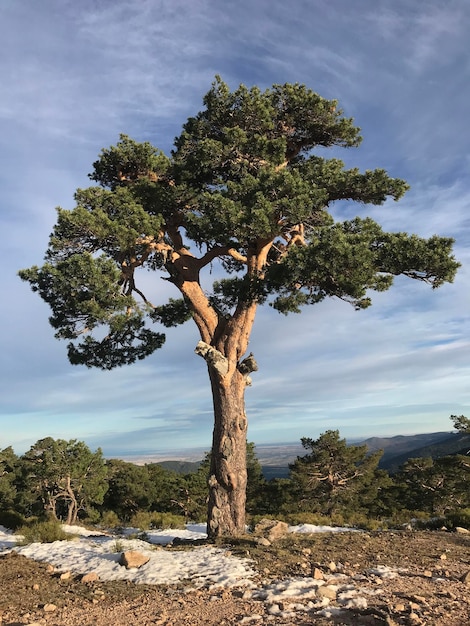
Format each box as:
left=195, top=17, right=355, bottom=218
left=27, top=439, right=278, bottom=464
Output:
left=1, top=529, right=469, bottom=626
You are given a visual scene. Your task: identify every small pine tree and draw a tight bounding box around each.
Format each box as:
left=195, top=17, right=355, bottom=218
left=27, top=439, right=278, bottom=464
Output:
left=289, top=430, right=386, bottom=516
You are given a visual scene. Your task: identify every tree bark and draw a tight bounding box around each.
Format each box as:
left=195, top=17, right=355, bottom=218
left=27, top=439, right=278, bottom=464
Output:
left=64, top=475, right=78, bottom=525
left=179, top=246, right=267, bottom=538
left=206, top=367, right=248, bottom=538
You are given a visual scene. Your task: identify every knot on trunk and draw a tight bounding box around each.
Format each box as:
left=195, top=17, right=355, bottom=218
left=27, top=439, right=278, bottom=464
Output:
left=238, top=352, right=258, bottom=386
left=195, top=341, right=229, bottom=375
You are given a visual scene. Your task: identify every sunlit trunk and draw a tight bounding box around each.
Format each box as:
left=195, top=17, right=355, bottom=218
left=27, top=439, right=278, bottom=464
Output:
left=206, top=369, right=248, bottom=538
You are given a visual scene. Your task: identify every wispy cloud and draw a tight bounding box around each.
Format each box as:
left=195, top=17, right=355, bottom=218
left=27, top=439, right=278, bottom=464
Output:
left=1, top=0, right=469, bottom=456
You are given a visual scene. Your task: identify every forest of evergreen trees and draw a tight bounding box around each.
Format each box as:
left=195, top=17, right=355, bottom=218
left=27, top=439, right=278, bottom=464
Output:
left=1, top=417, right=469, bottom=534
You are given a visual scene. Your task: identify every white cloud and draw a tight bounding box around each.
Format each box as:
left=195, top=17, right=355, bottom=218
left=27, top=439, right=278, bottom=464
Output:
left=1, top=0, right=469, bottom=456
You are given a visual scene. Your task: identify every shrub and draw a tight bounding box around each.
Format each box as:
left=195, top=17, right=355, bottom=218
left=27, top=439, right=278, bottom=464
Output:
left=129, top=511, right=154, bottom=530
left=100, top=510, right=121, bottom=529
left=150, top=512, right=186, bottom=530
left=0, top=510, right=27, bottom=531
left=16, top=519, right=70, bottom=544
left=83, top=507, right=101, bottom=525
left=129, top=511, right=186, bottom=531
left=282, top=512, right=346, bottom=527
left=445, top=508, right=470, bottom=530
left=111, top=539, right=125, bottom=553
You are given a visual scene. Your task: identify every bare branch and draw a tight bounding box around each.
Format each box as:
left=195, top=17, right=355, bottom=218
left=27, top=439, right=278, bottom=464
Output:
left=198, top=246, right=248, bottom=268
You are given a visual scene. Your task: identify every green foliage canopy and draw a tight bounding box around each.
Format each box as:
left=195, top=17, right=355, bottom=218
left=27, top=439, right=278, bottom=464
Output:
left=395, top=454, right=470, bottom=516
left=20, top=437, right=108, bottom=524
left=19, top=77, right=459, bottom=369
left=289, top=430, right=389, bottom=516
left=0, top=446, right=19, bottom=511
left=451, top=414, right=470, bottom=434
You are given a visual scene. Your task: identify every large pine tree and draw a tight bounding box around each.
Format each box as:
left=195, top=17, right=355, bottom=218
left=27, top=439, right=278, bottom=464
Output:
left=19, top=78, right=459, bottom=537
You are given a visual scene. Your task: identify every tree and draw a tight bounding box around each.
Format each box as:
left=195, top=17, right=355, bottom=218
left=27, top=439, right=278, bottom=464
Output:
left=451, top=414, right=470, bottom=434
left=245, top=442, right=266, bottom=513
left=19, top=77, right=459, bottom=537
left=289, top=431, right=387, bottom=516
left=103, top=459, right=156, bottom=521
left=181, top=442, right=265, bottom=521
left=396, top=454, right=470, bottom=515
left=0, top=446, right=19, bottom=512
left=20, top=437, right=108, bottom=524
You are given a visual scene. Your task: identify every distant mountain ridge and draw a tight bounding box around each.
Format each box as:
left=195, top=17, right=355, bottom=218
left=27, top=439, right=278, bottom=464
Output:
left=359, top=432, right=451, bottom=458
left=157, top=460, right=201, bottom=474
left=153, top=431, right=469, bottom=479
left=368, top=432, right=470, bottom=473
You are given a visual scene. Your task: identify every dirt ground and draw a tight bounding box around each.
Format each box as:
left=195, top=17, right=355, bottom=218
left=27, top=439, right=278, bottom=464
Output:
left=1, top=529, right=469, bottom=626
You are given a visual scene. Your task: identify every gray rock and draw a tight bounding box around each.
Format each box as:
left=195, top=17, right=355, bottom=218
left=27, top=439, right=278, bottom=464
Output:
left=317, top=585, right=337, bottom=600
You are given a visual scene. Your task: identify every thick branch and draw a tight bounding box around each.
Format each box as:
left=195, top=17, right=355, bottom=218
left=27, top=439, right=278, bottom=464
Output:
left=198, top=246, right=248, bottom=269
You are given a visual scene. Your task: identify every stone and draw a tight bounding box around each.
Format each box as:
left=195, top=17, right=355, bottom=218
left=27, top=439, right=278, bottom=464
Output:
left=119, top=550, right=150, bottom=569
left=423, top=570, right=433, bottom=578
left=317, top=585, right=337, bottom=600
left=60, top=571, right=72, bottom=580
left=266, top=603, right=281, bottom=615
left=312, top=567, right=324, bottom=580
left=253, top=519, right=289, bottom=543
left=43, top=603, right=57, bottom=612
left=411, top=595, right=427, bottom=603
left=255, top=537, right=271, bottom=546
left=460, top=571, right=470, bottom=585
left=455, top=526, right=470, bottom=534
left=81, top=572, right=99, bottom=583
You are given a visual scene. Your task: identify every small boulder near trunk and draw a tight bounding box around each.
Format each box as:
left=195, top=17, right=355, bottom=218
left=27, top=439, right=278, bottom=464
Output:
left=253, top=519, right=289, bottom=543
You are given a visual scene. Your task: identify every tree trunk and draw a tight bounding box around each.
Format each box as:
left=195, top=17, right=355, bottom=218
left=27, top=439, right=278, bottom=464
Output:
left=206, top=368, right=248, bottom=538
left=65, top=475, right=78, bottom=525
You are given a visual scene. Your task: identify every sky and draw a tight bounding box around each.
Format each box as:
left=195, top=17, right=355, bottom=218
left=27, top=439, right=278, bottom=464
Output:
left=1, top=0, right=469, bottom=459
left=0, top=522, right=388, bottom=619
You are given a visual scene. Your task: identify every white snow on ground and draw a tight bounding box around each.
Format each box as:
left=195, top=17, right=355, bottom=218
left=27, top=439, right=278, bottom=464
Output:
left=1, top=524, right=254, bottom=588
left=0, top=525, right=22, bottom=550
left=0, top=522, right=376, bottom=619
left=288, top=524, right=358, bottom=534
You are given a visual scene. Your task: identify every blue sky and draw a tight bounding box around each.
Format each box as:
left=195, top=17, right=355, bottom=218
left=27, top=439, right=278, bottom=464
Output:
left=1, top=0, right=469, bottom=459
